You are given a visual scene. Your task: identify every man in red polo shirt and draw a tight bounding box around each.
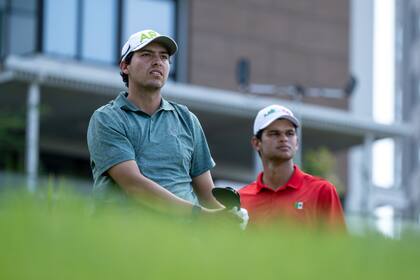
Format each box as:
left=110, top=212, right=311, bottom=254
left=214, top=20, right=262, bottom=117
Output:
left=239, top=104, right=345, bottom=229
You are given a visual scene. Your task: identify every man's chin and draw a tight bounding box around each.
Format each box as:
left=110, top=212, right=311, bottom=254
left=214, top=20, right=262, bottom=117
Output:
left=269, top=154, right=294, bottom=161
left=144, top=82, right=164, bottom=91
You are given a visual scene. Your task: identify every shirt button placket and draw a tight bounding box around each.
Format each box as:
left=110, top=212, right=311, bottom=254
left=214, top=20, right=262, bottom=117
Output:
left=148, top=116, right=154, bottom=141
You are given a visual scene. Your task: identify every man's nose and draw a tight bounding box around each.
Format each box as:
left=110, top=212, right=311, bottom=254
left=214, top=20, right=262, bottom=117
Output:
left=278, top=133, right=288, bottom=141
left=151, top=54, right=164, bottom=65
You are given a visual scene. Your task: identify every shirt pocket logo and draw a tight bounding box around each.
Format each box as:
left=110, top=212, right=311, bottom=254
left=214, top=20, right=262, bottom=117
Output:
left=294, top=201, right=304, bottom=210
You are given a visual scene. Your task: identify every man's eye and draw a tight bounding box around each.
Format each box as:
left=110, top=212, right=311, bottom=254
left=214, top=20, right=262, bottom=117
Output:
left=161, top=55, right=169, bottom=60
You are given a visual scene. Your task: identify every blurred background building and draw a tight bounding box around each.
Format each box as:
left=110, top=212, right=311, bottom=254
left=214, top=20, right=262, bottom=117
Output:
left=0, top=0, right=418, bottom=235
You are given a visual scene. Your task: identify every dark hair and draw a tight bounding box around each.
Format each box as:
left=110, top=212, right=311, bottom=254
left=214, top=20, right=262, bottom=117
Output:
left=254, top=130, right=263, bottom=157
left=120, top=52, right=134, bottom=88
left=255, top=130, right=263, bottom=140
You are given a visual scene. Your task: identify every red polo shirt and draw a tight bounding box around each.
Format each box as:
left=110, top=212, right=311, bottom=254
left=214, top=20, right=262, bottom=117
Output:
left=239, top=165, right=345, bottom=229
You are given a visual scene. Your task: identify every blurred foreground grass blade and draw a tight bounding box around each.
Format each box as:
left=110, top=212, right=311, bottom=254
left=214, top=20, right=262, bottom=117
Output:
left=1, top=187, right=420, bottom=280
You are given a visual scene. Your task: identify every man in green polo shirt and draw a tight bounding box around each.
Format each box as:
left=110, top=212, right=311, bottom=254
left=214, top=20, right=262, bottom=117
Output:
left=87, top=30, right=245, bottom=222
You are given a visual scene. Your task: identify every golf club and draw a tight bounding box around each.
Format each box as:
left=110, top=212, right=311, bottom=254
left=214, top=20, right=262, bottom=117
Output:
left=212, top=187, right=241, bottom=210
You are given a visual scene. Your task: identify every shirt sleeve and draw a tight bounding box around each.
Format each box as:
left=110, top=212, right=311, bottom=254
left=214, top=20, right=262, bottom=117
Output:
left=87, top=109, right=135, bottom=181
left=188, top=112, right=216, bottom=178
left=317, top=182, right=346, bottom=230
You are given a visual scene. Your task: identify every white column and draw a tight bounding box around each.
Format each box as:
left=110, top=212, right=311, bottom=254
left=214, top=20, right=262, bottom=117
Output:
left=347, top=0, right=374, bottom=214
left=362, top=134, right=374, bottom=214
left=26, top=82, right=40, bottom=192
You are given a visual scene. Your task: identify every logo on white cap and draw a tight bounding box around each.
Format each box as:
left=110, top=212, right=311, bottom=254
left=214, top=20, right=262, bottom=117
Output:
left=120, top=29, right=178, bottom=62
left=253, top=104, right=299, bottom=135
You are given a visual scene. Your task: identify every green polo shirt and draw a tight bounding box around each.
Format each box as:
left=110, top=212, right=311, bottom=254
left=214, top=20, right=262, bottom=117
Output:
left=87, top=92, right=215, bottom=204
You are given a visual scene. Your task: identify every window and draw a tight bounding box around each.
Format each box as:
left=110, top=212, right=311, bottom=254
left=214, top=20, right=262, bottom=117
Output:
left=0, top=1, right=4, bottom=57
left=44, top=0, right=78, bottom=57
left=408, top=76, right=419, bottom=109
left=11, top=0, right=36, bottom=11
left=417, top=78, right=420, bottom=105
left=417, top=14, right=420, bottom=37
left=0, top=0, right=37, bottom=56
left=44, top=0, right=117, bottom=63
left=43, top=0, right=178, bottom=69
left=418, top=145, right=420, bottom=165
left=9, top=12, right=36, bottom=55
left=122, top=0, right=176, bottom=42
left=81, top=0, right=117, bottom=63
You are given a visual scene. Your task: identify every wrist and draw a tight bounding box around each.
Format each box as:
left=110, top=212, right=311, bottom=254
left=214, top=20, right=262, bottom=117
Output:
left=191, top=204, right=202, bottom=219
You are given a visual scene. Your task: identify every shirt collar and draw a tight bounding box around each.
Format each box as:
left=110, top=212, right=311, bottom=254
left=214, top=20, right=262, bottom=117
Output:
left=116, top=92, right=175, bottom=113
left=160, top=98, right=175, bottom=111
left=255, top=164, right=303, bottom=193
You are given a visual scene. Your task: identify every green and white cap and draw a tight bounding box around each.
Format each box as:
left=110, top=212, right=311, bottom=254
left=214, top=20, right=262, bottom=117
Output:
left=120, top=29, right=178, bottom=62
left=253, top=104, right=300, bottom=135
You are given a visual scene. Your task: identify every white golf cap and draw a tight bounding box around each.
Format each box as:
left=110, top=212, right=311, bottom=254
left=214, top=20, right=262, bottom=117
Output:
left=253, top=104, right=300, bottom=135
left=120, top=29, right=178, bottom=62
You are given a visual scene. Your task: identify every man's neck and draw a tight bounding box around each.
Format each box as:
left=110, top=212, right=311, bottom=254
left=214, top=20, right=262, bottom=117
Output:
left=261, top=160, right=294, bottom=190
left=127, top=86, right=162, bottom=116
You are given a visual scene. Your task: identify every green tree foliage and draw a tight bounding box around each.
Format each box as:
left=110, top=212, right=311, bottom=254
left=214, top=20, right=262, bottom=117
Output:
left=303, top=147, right=345, bottom=196
left=0, top=110, right=25, bottom=170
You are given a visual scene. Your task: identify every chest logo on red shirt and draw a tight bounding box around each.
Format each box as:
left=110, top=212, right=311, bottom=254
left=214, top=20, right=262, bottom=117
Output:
left=294, top=201, right=304, bottom=210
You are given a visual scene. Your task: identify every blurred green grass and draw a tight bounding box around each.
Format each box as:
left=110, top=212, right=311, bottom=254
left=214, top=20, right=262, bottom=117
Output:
left=1, top=187, right=420, bottom=280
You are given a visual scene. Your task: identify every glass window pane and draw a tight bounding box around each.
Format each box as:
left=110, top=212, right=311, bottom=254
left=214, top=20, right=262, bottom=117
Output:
left=417, top=79, right=420, bottom=103
left=82, top=0, right=117, bottom=64
left=123, top=0, right=176, bottom=43
left=417, top=17, right=420, bottom=35
left=44, top=0, right=77, bottom=57
left=418, top=146, right=420, bottom=165
left=0, top=11, right=5, bottom=56
left=9, top=14, right=36, bottom=55
left=12, top=0, right=36, bottom=12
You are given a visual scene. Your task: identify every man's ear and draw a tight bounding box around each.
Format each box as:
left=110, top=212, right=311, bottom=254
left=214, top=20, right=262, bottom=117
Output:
left=120, top=60, right=129, bottom=75
left=251, top=136, right=260, bottom=151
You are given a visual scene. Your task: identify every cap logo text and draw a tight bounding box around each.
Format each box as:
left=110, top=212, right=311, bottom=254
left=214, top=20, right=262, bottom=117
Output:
left=139, top=31, right=158, bottom=43
left=264, top=108, right=276, bottom=117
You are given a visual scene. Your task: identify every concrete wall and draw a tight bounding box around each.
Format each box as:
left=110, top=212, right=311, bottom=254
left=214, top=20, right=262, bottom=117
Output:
left=188, top=0, right=349, bottom=110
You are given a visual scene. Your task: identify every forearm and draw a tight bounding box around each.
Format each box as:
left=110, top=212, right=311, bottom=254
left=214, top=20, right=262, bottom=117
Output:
left=108, top=160, right=195, bottom=217
left=192, top=171, right=224, bottom=209
left=122, top=176, right=229, bottom=219
left=123, top=176, right=196, bottom=216
left=197, top=192, right=224, bottom=209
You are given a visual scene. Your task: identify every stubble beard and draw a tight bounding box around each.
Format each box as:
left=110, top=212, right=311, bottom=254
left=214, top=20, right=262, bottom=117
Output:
left=138, top=78, right=166, bottom=92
